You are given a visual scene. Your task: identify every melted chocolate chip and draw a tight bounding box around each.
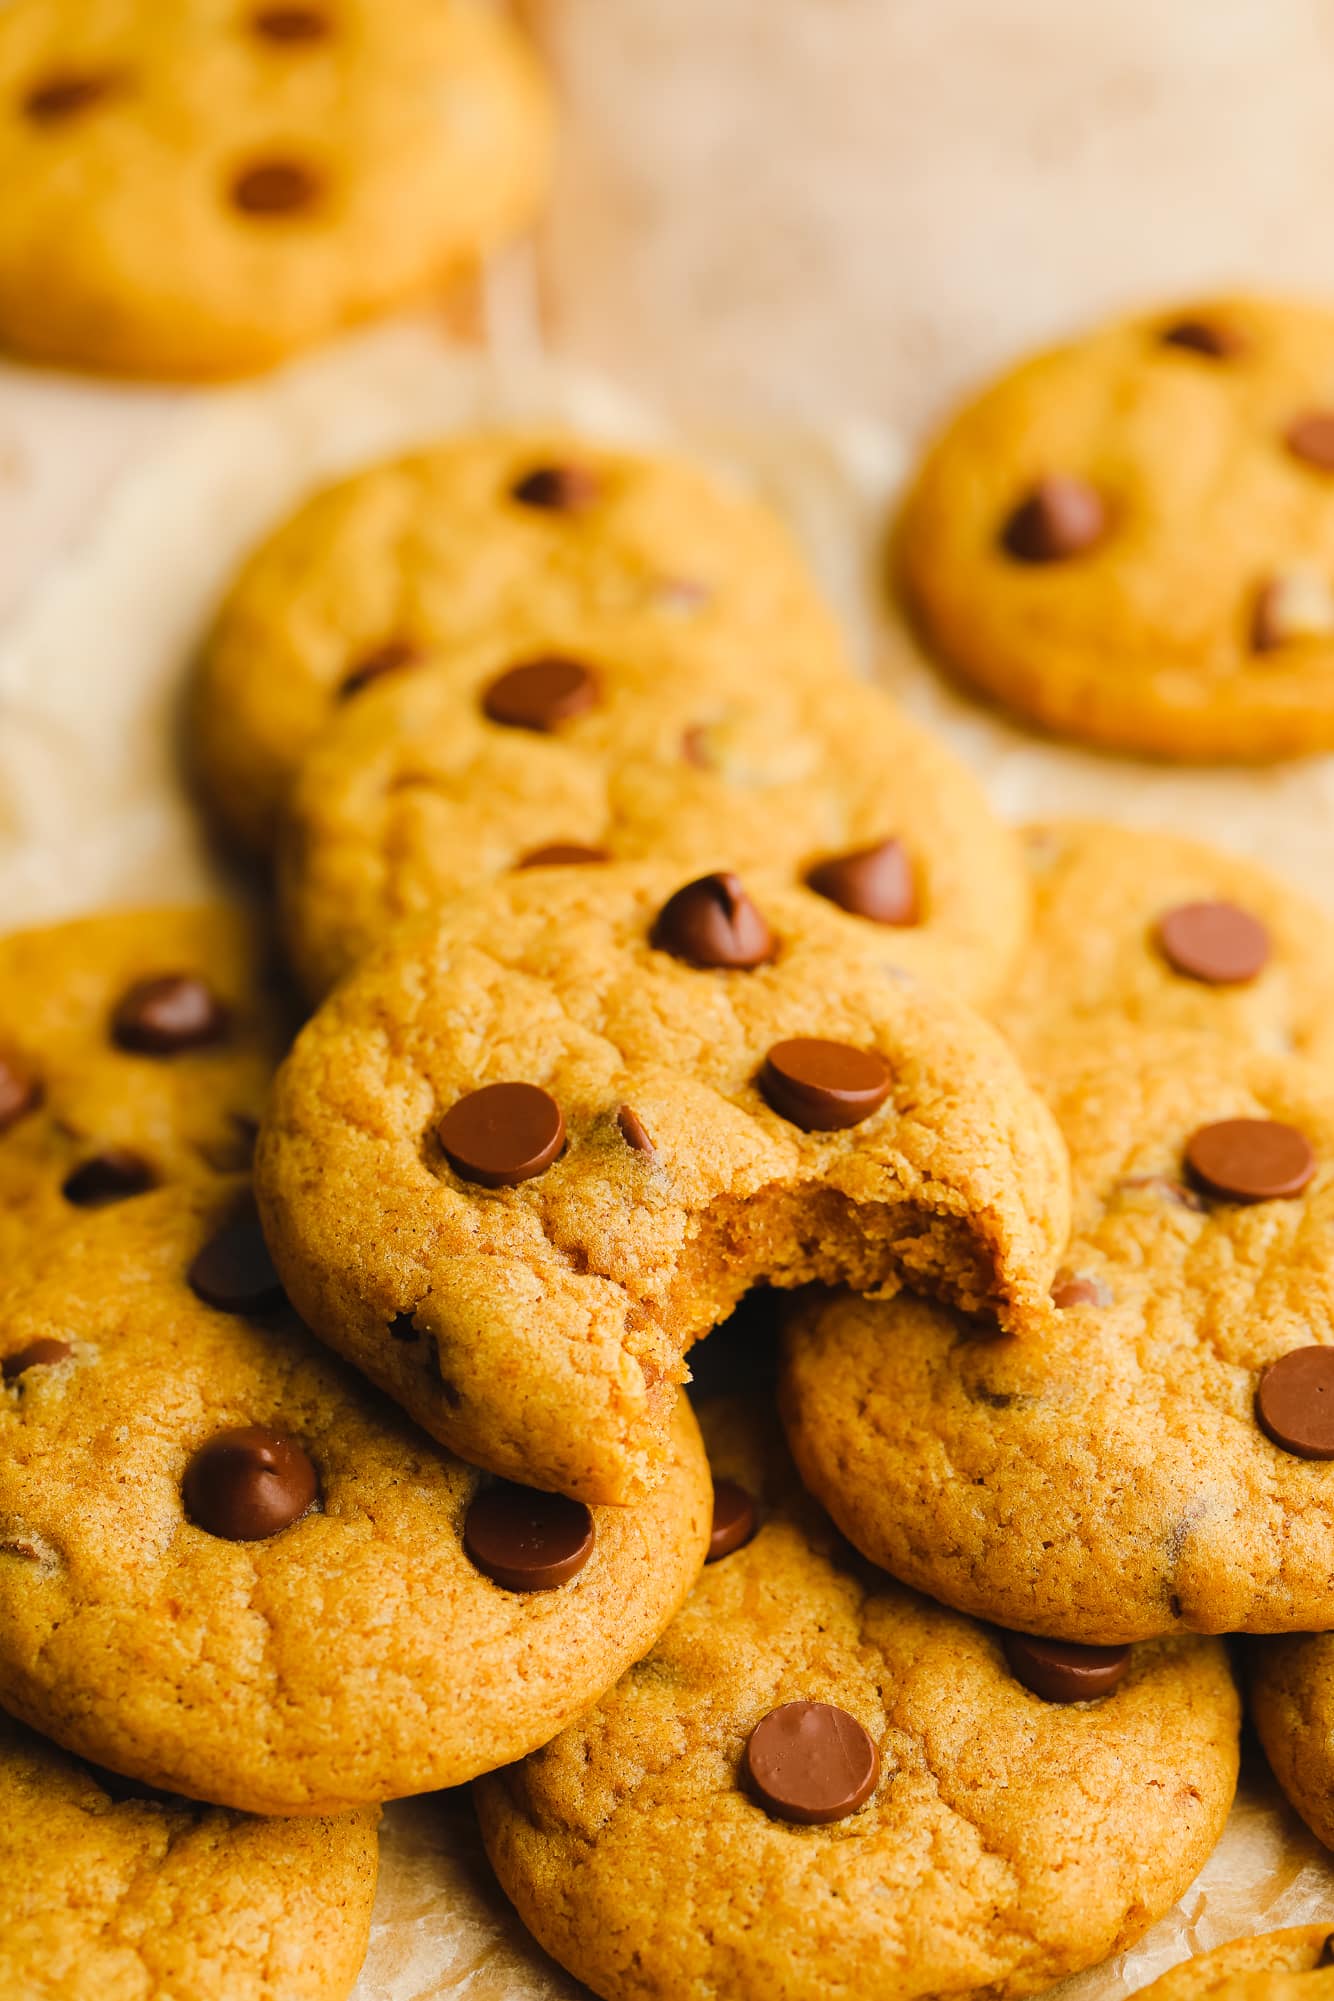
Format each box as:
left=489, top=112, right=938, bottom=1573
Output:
left=1001, top=477, right=1107, bottom=563
left=2, top=1338, right=71, bottom=1383
left=183, top=1426, right=317, bottom=1541
left=806, top=839, right=917, bottom=926
left=438, top=1082, right=565, bottom=1189
left=1255, top=1347, right=1334, bottom=1460
left=1002, top=1631, right=1131, bottom=1702
left=707, top=1479, right=757, bottom=1561
left=482, top=657, right=599, bottom=732
left=651, top=873, right=775, bottom=970
left=464, top=1483, right=594, bottom=1591
left=760, top=1038, right=892, bottom=1132
left=62, top=1149, right=156, bottom=1209
left=111, top=974, right=229, bottom=1056
left=744, top=1701, right=879, bottom=1825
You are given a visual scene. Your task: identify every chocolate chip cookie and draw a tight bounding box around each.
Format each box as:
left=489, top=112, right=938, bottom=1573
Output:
left=194, top=431, right=852, bottom=856
left=0, top=1187, right=711, bottom=1813
left=0, top=0, right=550, bottom=377
left=278, top=641, right=1028, bottom=1001
left=781, top=1029, right=1334, bottom=1639
left=255, top=862, right=1070, bottom=1504
left=1251, top=1635, right=1334, bottom=1854
left=0, top=1708, right=378, bottom=2000
left=898, top=296, right=1334, bottom=759
left=1135, top=1930, right=1334, bottom=1999
left=474, top=1399, right=1239, bottom=2001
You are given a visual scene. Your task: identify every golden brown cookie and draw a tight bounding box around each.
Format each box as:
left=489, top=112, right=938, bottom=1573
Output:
left=0, top=0, right=549, bottom=378
left=1134, top=1930, right=1334, bottom=2000
left=0, top=906, right=286, bottom=1254
left=1251, top=1635, right=1334, bottom=1854
left=0, top=1187, right=711, bottom=1814
left=474, top=1399, right=1240, bottom=2001
left=782, top=1029, right=1334, bottom=1639
left=195, top=430, right=852, bottom=856
left=998, top=821, right=1334, bottom=1072
left=0, top=1708, right=378, bottom=2001
left=255, top=862, right=1070, bottom=1505
left=898, top=296, right=1334, bottom=760
left=278, top=642, right=1028, bottom=1002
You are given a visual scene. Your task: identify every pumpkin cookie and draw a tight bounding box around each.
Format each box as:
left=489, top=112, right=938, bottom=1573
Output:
left=255, top=862, right=1070, bottom=1504
left=899, top=295, right=1334, bottom=760
left=0, top=0, right=549, bottom=378
left=279, top=643, right=1027, bottom=1001
left=0, top=906, right=286, bottom=1253
left=998, top=821, right=1334, bottom=1072
left=1251, top=1635, right=1334, bottom=1853
left=0, top=1708, right=378, bottom=2001
left=474, top=1399, right=1239, bottom=2001
left=0, top=1187, right=711, bottom=1814
left=195, top=431, right=852, bottom=856
left=782, top=1029, right=1334, bottom=1639
left=1134, top=1930, right=1334, bottom=1999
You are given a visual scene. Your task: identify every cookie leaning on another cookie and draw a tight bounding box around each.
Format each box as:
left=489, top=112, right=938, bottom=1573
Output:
left=256, top=863, right=1070, bottom=1504
left=195, top=431, right=853, bottom=856
left=0, top=1187, right=711, bottom=1814
left=1250, top=1636, right=1334, bottom=1855
left=475, top=1398, right=1240, bottom=2001
left=278, top=642, right=1028, bottom=1003
left=0, top=1710, right=378, bottom=2001
left=0, top=0, right=551, bottom=378
left=782, top=1030, right=1334, bottom=1639
left=899, top=295, right=1334, bottom=760
left=1133, top=1929, right=1334, bottom=2000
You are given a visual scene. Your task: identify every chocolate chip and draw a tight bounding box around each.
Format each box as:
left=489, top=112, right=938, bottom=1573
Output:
left=1319, top=1936, right=1334, bottom=1968
left=760, top=1038, right=892, bottom=1132
left=651, top=873, right=775, bottom=970
left=1000, top=477, right=1107, bottom=563
left=806, top=839, right=917, bottom=926
left=340, top=639, right=420, bottom=699
left=187, top=1211, right=287, bottom=1314
left=515, top=843, right=610, bottom=869
left=2, top=1339, right=71, bottom=1383
left=510, top=465, right=600, bottom=513
left=0, top=1052, right=40, bottom=1134
left=1156, top=901, right=1270, bottom=985
left=1253, top=570, right=1334, bottom=651
left=111, top=974, right=230, bottom=1055
left=1285, top=410, right=1334, bottom=472
left=1185, top=1117, right=1315, bottom=1203
left=681, top=724, right=713, bottom=769
left=482, top=657, right=599, bottom=732
left=1050, top=1270, right=1112, bottom=1310
left=1001, top=1631, right=1131, bottom=1703
left=251, top=5, right=330, bottom=38
left=62, top=1149, right=156, bottom=1209
left=744, top=1701, right=879, bottom=1825
left=1159, top=317, right=1246, bottom=359
left=438, top=1082, right=565, bottom=1189
left=183, top=1426, right=317, bottom=1541
left=616, top=1105, right=656, bottom=1156
left=464, top=1482, right=594, bottom=1591
left=230, top=160, right=321, bottom=215
left=23, top=73, right=121, bottom=121
left=1255, top=1347, right=1334, bottom=1459
left=707, top=1479, right=757, bottom=1561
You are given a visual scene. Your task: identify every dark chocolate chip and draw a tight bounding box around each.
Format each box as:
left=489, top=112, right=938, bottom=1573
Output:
left=1285, top=410, right=1334, bottom=473
left=1159, top=317, right=1247, bottom=359
left=760, top=1038, right=891, bottom=1132
left=62, top=1149, right=157, bottom=1209
left=0, top=1051, right=40, bottom=1134
left=464, top=1482, right=593, bottom=1591
left=482, top=657, right=599, bottom=732
left=187, top=1210, right=287, bottom=1315
left=2, top=1338, right=71, bottom=1383
left=340, top=639, right=421, bottom=699
left=1185, top=1117, right=1315, bottom=1203
left=707, top=1479, right=757, bottom=1561
left=510, top=465, right=600, bottom=513
left=183, top=1426, right=317, bottom=1541
left=651, top=873, right=775, bottom=970
left=1156, top=901, right=1270, bottom=985
left=744, top=1701, right=879, bottom=1825
left=111, top=974, right=229, bottom=1055
left=515, top=843, right=610, bottom=869
left=1256, top=1347, right=1334, bottom=1460
left=1001, top=477, right=1107, bottom=563
left=438, top=1082, right=565, bottom=1189
left=806, top=838, right=917, bottom=926
left=1001, top=1631, right=1131, bottom=1702
left=230, top=160, right=321, bottom=215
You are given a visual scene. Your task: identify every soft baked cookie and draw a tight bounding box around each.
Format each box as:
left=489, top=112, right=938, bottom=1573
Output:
left=1251, top=1635, right=1334, bottom=1853
left=0, top=1187, right=711, bottom=1814
left=474, top=1399, right=1240, bottom=2001
left=0, top=1709, right=378, bottom=2001
left=1134, top=1930, right=1334, bottom=1999
left=278, top=641, right=1028, bottom=1001
left=998, top=821, right=1334, bottom=1072
left=195, top=430, right=852, bottom=856
left=0, top=906, right=286, bottom=1252
left=255, top=862, right=1070, bottom=1503
left=898, top=295, right=1334, bottom=760
left=781, top=1029, right=1334, bottom=1639
left=0, top=0, right=549, bottom=378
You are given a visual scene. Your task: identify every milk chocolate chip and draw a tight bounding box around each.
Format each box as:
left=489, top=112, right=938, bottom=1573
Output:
left=1185, top=1117, right=1315, bottom=1202
left=482, top=658, right=598, bottom=732
left=744, top=1701, right=879, bottom=1825
left=1160, top=317, right=1246, bottom=359
left=2, top=1339, right=71, bottom=1383
left=707, top=1480, right=757, bottom=1561
left=439, top=1082, right=565, bottom=1189
left=1256, top=1347, right=1334, bottom=1460
left=1002, top=1631, right=1131, bottom=1702
left=516, top=843, right=610, bottom=869
left=651, top=873, right=775, bottom=970
left=1156, top=901, right=1270, bottom=984
left=1001, top=477, right=1107, bottom=563
left=760, top=1038, right=891, bottom=1132
left=183, top=1427, right=317, bottom=1541
left=806, top=839, right=917, bottom=926
left=510, top=465, right=600, bottom=513
left=231, top=160, right=321, bottom=215
left=464, top=1483, right=594, bottom=1591
left=1285, top=410, right=1334, bottom=472
left=112, top=974, right=229, bottom=1055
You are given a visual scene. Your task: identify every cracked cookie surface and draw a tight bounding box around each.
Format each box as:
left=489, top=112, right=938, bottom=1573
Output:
left=474, top=1399, right=1239, bottom=2001
left=255, top=863, right=1069, bottom=1504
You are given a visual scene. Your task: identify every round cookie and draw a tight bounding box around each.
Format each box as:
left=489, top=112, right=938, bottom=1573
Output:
left=195, top=430, right=853, bottom=856
left=898, top=295, right=1334, bottom=760
left=474, top=1399, right=1240, bottom=2001
left=998, top=821, right=1334, bottom=1072
left=1134, top=1930, right=1334, bottom=2000
left=1251, top=1634, right=1334, bottom=1854
left=0, top=0, right=549, bottom=378
left=781, top=1029, right=1334, bottom=1640
left=255, top=862, right=1070, bottom=1505
left=0, top=1709, right=378, bottom=2001
left=0, top=906, right=287, bottom=1252
left=0, top=1186, right=711, bottom=1814
left=278, top=641, right=1028, bottom=1001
